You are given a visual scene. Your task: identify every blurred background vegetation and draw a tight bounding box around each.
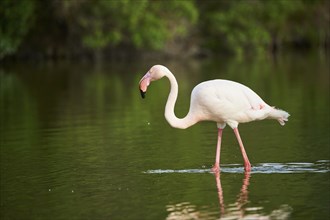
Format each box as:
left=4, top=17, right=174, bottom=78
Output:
left=1, top=0, right=329, bottom=61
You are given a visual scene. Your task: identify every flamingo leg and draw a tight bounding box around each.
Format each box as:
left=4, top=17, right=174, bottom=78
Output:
left=212, top=128, right=223, bottom=172
left=233, top=128, right=251, bottom=172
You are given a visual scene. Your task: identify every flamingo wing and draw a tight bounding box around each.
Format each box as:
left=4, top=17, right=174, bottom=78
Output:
left=189, top=80, right=271, bottom=127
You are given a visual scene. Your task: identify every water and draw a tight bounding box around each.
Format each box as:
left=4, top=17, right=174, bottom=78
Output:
left=146, top=160, right=330, bottom=174
left=1, top=53, right=329, bottom=219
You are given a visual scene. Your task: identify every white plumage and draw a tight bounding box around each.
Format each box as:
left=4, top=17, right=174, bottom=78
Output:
left=139, top=65, right=290, bottom=172
left=190, top=79, right=289, bottom=127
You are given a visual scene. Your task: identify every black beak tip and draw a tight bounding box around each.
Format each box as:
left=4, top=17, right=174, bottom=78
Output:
left=140, top=89, right=146, bottom=99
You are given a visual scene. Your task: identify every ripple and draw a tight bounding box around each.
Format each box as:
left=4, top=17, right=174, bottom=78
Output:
left=144, top=160, right=330, bottom=174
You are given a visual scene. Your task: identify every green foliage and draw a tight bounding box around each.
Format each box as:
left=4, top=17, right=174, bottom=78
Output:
left=130, top=0, right=198, bottom=50
left=0, top=0, right=328, bottom=59
left=68, top=0, right=197, bottom=51
left=210, top=1, right=271, bottom=56
left=77, top=0, right=132, bottom=50
left=0, top=0, right=35, bottom=58
left=199, top=0, right=329, bottom=56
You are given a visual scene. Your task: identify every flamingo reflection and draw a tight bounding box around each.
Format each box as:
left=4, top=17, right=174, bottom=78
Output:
left=166, top=172, right=251, bottom=220
left=215, top=171, right=251, bottom=218
left=166, top=171, right=292, bottom=220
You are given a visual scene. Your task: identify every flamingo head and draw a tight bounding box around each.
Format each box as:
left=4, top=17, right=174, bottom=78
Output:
left=139, top=65, right=168, bottom=98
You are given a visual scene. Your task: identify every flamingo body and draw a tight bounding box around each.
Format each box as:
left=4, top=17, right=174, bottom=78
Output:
left=139, top=65, right=290, bottom=172
left=188, top=79, right=273, bottom=128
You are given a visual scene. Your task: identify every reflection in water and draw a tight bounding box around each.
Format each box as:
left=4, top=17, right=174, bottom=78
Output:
left=215, top=172, right=251, bottom=219
left=166, top=172, right=293, bottom=220
left=166, top=202, right=215, bottom=220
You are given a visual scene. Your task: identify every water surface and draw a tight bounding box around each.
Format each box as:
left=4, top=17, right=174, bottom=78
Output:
left=1, top=54, right=329, bottom=219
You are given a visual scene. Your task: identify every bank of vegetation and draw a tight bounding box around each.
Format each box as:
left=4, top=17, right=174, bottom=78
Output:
left=1, top=0, right=329, bottom=61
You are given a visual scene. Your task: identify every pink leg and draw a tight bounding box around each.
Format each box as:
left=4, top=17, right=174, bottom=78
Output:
left=233, top=128, right=251, bottom=172
left=212, top=128, right=223, bottom=172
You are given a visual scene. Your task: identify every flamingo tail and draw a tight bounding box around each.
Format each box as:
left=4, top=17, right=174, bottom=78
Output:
left=268, top=108, right=290, bottom=126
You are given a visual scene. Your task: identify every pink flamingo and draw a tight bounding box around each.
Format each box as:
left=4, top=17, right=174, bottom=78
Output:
left=139, top=65, right=290, bottom=172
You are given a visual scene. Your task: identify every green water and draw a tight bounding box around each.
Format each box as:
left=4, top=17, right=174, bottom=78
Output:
left=1, top=53, right=329, bottom=220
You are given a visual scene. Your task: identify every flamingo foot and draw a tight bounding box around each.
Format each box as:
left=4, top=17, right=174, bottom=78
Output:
left=211, top=164, right=220, bottom=173
left=244, top=162, right=251, bottom=172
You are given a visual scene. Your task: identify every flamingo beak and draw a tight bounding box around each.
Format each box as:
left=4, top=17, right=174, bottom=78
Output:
left=139, top=73, right=151, bottom=99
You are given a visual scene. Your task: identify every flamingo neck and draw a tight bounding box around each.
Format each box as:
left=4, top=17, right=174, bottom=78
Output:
left=164, top=70, right=196, bottom=129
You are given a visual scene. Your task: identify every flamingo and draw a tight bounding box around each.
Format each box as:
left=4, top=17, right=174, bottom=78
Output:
left=139, top=65, right=290, bottom=172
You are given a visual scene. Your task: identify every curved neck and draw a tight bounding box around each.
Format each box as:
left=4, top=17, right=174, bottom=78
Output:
left=164, top=70, right=196, bottom=129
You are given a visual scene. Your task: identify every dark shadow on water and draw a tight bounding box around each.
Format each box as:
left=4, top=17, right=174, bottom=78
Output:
left=144, top=160, right=330, bottom=174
